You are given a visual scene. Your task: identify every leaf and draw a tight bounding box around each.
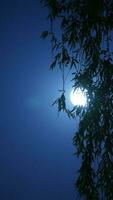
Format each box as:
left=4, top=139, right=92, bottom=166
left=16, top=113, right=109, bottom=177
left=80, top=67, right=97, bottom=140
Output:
left=49, top=60, right=57, bottom=70
left=40, top=31, right=49, bottom=39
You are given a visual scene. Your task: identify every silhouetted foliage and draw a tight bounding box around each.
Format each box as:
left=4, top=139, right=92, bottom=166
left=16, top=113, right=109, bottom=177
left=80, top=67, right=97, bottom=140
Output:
left=41, top=0, right=113, bottom=199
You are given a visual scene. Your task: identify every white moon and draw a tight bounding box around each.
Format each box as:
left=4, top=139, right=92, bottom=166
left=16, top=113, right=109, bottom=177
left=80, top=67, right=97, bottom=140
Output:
left=70, top=88, right=87, bottom=106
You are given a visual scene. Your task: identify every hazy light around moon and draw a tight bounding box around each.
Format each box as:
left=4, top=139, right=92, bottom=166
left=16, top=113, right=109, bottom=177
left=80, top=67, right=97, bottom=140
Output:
left=70, top=88, right=87, bottom=106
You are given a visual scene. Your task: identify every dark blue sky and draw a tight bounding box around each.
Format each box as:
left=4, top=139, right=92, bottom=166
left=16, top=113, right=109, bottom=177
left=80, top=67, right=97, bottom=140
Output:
left=0, top=1, right=79, bottom=199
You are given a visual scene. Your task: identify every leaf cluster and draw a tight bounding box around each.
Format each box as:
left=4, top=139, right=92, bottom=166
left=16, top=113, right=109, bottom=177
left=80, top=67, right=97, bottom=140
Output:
left=41, top=0, right=113, bottom=199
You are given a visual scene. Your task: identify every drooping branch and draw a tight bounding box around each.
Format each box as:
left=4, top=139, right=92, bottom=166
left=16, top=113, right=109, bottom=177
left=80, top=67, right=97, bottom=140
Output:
left=41, top=1, right=113, bottom=199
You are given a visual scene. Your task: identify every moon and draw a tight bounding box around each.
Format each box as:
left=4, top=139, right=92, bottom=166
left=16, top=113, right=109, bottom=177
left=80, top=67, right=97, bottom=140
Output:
left=70, top=88, right=87, bottom=106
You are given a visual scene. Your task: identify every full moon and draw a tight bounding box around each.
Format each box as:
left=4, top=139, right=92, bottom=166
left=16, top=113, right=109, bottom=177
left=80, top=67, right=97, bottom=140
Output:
left=70, top=88, right=87, bottom=106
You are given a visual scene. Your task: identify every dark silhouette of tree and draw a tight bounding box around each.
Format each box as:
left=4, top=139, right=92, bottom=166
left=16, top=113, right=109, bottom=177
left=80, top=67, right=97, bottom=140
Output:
left=41, top=0, right=113, bottom=199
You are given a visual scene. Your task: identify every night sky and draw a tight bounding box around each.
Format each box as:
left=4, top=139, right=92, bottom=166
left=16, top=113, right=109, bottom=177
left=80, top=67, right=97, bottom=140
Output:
left=0, top=1, right=79, bottom=199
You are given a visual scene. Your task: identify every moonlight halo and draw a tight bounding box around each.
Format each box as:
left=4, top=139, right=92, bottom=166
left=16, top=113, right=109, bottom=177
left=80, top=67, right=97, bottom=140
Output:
left=70, top=88, right=87, bottom=107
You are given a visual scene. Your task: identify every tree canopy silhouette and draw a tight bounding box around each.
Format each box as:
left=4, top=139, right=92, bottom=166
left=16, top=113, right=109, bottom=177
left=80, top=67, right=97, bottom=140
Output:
left=41, top=0, right=113, bottom=199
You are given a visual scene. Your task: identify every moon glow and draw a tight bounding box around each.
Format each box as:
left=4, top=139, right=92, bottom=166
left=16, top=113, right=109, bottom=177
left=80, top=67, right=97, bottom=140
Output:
left=70, top=88, right=87, bottom=106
